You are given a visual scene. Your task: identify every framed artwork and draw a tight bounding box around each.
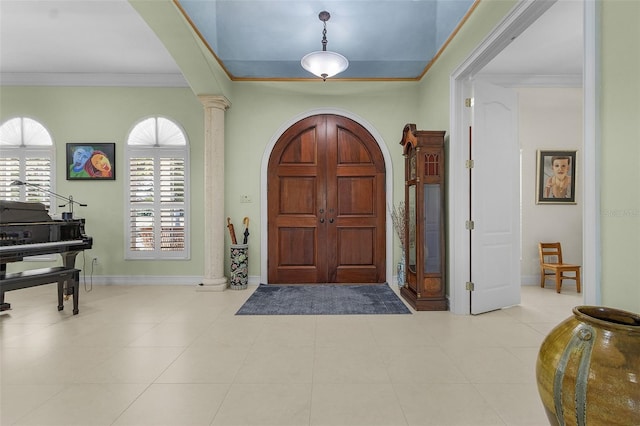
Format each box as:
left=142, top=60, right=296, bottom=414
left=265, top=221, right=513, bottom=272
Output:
left=536, top=150, right=576, bottom=204
left=66, top=143, right=115, bottom=180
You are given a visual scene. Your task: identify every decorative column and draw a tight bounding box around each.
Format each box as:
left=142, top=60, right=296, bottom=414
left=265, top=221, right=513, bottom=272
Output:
left=198, top=95, right=231, bottom=291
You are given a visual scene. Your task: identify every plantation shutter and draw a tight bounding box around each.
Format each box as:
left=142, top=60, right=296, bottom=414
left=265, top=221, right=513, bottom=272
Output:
left=160, top=157, right=185, bottom=251
left=0, top=156, right=21, bottom=201
left=125, top=117, right=189, bottom=260
left=24, top=156, right=53, bottom=206
left=129, top=157, right=155, bottom=252
left=0, top=118, right=54, bottom=209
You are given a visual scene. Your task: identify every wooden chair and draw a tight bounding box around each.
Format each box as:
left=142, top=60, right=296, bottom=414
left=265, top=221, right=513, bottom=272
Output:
left=539, top=242, right=581, bottom=293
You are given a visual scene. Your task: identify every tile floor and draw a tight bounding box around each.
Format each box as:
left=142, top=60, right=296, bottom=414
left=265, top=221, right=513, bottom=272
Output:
left=1, top=282, right=582, bottom=425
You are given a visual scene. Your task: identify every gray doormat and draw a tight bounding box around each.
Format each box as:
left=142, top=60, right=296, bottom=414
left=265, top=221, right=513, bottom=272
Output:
left=236, top=283, right=411, bottom=315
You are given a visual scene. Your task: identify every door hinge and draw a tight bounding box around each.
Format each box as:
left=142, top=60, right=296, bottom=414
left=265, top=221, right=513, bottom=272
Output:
left=465, top=220, right=474, bottom=230
left=466, top=282, right=475, bottom=291
left=465, top=97, right=473, bottom=107
left=465, top=159, right=474, bottom=169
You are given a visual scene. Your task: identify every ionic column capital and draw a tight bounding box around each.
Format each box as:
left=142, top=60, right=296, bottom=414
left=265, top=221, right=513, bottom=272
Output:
left=198, top=95, right=231, bottom=111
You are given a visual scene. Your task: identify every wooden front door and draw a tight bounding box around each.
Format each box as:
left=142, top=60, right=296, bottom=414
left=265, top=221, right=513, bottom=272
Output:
left=267, top=114, right=386, bottom=284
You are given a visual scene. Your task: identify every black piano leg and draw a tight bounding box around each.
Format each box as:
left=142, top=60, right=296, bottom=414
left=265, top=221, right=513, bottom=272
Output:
left=57, top=279, right=64, bottom=311
left=57, top=273, right=79, bottom=314
left=60, top=251, right=79, bottom=301
left=72, top=270, right=79, bottom=315
left=0, top=264, right=10, bottom=311
left=0, top=293, right=10, bottom=311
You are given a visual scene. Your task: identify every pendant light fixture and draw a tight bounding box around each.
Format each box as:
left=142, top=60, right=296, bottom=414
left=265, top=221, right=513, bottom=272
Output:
left=301, top=11, right=349, bottom=81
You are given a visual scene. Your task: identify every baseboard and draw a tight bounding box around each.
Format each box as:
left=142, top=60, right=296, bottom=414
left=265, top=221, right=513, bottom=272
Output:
left=82, top=274, right=511, bottom=289
left=79, top=275, right=261, bottom=286
left=521, top=275, right=540, bottom=286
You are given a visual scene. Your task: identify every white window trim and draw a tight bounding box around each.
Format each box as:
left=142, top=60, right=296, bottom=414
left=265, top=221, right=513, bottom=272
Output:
left=0, top=146, right=57, bottom=212
left=124, top=120, right=190, bottom=260
left=0, top=117, right=56, bottom=261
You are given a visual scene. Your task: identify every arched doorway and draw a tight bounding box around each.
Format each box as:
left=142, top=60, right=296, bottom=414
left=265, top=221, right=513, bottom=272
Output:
left=266, top=114, right=386, bottom=284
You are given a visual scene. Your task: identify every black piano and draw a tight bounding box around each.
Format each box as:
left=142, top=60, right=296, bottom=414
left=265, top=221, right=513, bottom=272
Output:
left=0, top=200, right=93, bottom=314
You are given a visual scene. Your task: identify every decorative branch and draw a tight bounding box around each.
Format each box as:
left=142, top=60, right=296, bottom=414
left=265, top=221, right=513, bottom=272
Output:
left=389, top=201, right=407, bottom=252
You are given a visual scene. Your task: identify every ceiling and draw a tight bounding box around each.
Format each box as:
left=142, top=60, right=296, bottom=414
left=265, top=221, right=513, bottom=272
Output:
left=480, top=0, right=582, bottom=77
left=176, top=0, right=475, bottom=79
left=0, top=0, right=582, bottom=86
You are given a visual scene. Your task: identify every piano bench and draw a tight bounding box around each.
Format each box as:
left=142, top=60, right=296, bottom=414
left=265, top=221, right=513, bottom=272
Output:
left=0, top=266, right=80, bottom=315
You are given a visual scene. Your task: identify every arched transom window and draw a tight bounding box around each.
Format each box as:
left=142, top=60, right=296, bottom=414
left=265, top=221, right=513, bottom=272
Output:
left=0, top=117, right=55, bottom=209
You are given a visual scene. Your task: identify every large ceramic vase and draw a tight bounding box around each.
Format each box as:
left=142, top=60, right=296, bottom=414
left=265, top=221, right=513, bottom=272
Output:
left=536, top=305, right=640, bottom=426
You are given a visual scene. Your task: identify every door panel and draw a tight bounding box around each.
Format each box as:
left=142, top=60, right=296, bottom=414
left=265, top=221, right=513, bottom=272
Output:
left=277, top=227, right=315, bottom=265
left=280, top=127, right=319, bottom=164
left=337, top=177, right=376, bottom=215
left=279, top=177, right=316, bottom=214
left=268, top=114, right=385, bottom=284
left=470, top=79, right=521, bottom=314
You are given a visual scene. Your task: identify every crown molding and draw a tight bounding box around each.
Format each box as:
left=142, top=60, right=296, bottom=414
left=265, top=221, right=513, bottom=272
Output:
left=0, top=72, right=189, bottom=87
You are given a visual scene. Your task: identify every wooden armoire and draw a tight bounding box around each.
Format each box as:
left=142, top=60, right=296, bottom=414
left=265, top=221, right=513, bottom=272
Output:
left=399, top=124, right=448, bottom=311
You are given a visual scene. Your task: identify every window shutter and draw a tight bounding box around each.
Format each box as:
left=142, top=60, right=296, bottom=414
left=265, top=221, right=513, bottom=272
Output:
left=25, top=157, right=52, bottom=207
left=0, top=118, right=55, bottom=261
left=130, top=208, right=155, bottom=251
left=0, top=154, right=52, bottom=208
left=129, top=157, right=155, bottom=251
left=129, top=157, right=155, bottom=203
left=160, top=158, right=184, bottom=202
left=125, top=117, right=189, bottom=259
left=0, top=157, right=21, bottom=200
left=160, top=157, right=185, bottom=251
left=161, top=208, right=184, bottom=251
left=0, top=118, right=54, bottom=209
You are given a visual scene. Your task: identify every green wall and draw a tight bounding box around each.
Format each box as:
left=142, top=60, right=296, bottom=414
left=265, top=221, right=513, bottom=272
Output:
left=0, top=87, right=206, bottom=279
left=599, top=0, right=640, bottom=311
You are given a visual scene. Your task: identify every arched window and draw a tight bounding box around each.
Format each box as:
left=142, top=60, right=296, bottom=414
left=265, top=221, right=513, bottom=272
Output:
left=125, top=117, right=189, bottom=259
left=0, top=117, right=55, bottom=209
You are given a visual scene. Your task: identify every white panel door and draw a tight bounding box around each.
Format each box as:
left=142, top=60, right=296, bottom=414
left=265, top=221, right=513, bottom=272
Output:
left=470, top=79, right=521, bottom=314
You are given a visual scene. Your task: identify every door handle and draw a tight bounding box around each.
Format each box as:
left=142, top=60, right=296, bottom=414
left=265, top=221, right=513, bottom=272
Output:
left=329, top=218, right=334, bottom=223
left=320, top=218, right=325, bottom=223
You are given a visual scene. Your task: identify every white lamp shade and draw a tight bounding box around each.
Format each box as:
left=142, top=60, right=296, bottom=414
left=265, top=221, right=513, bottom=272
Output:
left=301, top=50, right=349, bottom=79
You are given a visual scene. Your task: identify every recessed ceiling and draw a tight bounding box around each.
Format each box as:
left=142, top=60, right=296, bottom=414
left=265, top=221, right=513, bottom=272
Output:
left=0, top=0, right=476, bottom=85
left=0, top=0, right=582, bottom=86
left=176, top=0, right=476, bottom=80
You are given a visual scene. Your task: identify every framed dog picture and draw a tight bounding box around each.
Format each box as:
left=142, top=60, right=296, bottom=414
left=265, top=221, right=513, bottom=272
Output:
left=536, top=150, right=576, bottom=204
left=66, top=143, right=115, bottom=180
